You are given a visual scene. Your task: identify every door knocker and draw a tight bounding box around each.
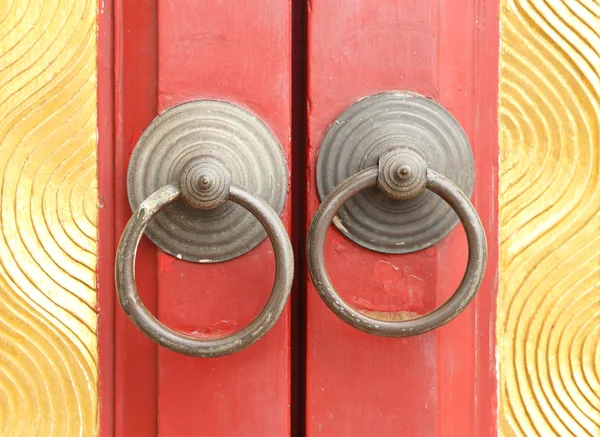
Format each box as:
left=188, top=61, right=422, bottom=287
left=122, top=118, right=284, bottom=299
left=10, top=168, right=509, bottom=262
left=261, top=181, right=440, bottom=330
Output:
left=307, top=92, right=487, bottom=337
left=116, top=100, right=293, bottom=357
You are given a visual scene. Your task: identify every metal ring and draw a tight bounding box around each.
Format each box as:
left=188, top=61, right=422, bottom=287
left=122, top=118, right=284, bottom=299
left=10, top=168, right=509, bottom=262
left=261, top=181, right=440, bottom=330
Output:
left=307, top=166, right=487, bottom=337
left=116, top=184, right=294, bottom=357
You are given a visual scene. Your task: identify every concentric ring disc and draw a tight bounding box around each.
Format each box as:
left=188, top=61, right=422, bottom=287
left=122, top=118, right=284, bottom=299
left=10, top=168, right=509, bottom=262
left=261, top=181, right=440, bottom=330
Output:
left=316, top=92, right=474, bottom=254
left=127, top=100, right=288, bottom=263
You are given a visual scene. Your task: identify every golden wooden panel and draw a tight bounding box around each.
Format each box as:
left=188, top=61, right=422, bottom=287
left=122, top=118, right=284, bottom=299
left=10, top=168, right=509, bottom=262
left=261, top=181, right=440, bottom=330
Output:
left=498, top=0, right=600, bottom=436
left=0, top=0, right=98, bottom=435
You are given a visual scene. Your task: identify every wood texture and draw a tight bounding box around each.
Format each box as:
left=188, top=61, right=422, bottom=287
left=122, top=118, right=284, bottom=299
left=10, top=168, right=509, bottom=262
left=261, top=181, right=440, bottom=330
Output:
left=155, top=2, right=292, bottom=436
left=97, top=0, right=115, bottom=434
left=305, top=1, right=499, bottom=435
left=0, top=0, right=98, bottom=436
left=498, top=1, right=600, bottom=436
left=113, top=1, right=159, bottom=436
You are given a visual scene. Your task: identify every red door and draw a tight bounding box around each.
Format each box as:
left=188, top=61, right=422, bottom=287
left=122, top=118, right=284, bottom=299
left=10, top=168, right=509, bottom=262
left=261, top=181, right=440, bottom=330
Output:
left=108, top=1, right=293, bottom=436
left=304, top=1, right=499, bottom=436
left=102, top=1, right=499, bottom=436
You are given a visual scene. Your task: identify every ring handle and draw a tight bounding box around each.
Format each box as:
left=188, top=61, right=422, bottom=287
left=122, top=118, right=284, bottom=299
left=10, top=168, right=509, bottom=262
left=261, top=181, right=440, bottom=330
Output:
left=307, top=148, right=487, bottom=337
left=116, top=156, right=294, bottom=357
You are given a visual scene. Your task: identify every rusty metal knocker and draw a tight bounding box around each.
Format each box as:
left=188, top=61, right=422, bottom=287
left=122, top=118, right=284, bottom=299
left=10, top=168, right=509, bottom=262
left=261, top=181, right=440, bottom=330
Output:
left=116, top=155, right=293, bottom=357
left=307, top=147, right=487, bottom=337
left=115, top=100, right=294, bottom=358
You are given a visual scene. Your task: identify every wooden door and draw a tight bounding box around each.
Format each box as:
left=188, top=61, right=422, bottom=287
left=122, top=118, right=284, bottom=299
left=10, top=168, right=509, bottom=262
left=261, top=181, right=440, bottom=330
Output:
left=304, top=1, right=500, bottom=435
left=0, top=0, right=598, bottom=436
left=110, top=1, right=293, bottom=436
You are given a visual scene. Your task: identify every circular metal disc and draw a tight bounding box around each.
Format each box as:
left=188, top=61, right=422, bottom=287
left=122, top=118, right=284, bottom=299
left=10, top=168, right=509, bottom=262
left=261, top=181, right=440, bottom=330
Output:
left=128, top=100, right=288, bottom=263
left=316, top=92, right=474, bottom=254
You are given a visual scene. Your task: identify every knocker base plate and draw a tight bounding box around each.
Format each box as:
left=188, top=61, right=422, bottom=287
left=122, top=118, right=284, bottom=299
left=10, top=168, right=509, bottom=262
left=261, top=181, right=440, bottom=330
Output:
left=316, top=92, right=475, bottom=254
left=127, top=100, right=288, bottom=263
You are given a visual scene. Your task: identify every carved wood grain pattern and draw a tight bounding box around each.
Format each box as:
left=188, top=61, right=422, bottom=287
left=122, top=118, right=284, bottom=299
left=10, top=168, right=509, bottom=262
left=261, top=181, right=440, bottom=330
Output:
left=498, top=1, right=600, bottom=436
left=0, top=0, right=98, bottom=435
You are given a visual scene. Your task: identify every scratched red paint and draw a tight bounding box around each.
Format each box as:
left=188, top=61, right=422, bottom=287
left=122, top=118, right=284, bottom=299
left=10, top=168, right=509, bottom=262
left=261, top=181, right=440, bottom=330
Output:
left=372, top=261, right=426, bottom=296
left=158, top=255, right=176, bottom=273
left=350, top=297, right=422, bottom=314
left=173, top=320, right=237, bottom=337
left=129, top=129, right=143, bottom=152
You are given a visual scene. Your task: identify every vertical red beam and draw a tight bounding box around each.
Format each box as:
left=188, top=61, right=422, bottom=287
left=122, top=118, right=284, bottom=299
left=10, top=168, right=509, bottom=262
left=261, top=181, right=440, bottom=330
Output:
left=473, top=1, right=500, bottom=434
left=113, top=1, right=159, bottom=436
left=436, top=1, right=499, bottom=436
left=97, top=0, right=115, bottom=434
left=305, top=1, right=499, bottom=436
left=435, top=1, right=477, bottom=435
left=156, top=2, right=292, bottom=437
left=437, top=0, right=499, bottom=436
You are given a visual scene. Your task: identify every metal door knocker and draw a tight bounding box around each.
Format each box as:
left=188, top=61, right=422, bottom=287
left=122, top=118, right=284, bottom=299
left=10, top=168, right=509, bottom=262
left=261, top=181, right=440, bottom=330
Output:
left=307, top=92, right=487, bottom=337
left=116, top=100, right=293, bottom=357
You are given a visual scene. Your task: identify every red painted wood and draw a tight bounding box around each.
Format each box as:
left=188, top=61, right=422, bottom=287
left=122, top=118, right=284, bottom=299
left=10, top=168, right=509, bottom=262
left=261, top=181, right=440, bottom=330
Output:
left=97, top=0, right=115, bottom=434
left=113, top=1, right=159, bottom=436
left=305, top=1, right=499, bottom=436
left=156, top=2, right=292, bottom=437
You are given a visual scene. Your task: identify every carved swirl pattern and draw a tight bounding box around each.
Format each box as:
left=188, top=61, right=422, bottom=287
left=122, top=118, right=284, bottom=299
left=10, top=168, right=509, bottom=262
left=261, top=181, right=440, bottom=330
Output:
left=498, top=1, right=599, bottom=436
left=0, top=0, right=98, bottom=436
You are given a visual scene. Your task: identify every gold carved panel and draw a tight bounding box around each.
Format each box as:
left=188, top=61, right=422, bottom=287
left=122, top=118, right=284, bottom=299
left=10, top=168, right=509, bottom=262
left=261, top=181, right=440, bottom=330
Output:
left=498, top=0, right=600, bottom=436
left=0, top=0, right=98, bottom=436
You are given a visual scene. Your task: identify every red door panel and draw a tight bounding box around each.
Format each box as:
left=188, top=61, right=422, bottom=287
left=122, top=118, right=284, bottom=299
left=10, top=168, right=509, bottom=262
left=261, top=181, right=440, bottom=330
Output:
left=305, top=1, right=499, bottom=436
left=108, top=1, right=497, bottom=435
left=114, top=1, right=159, bottom=436
left=113, top=1, right=293, bottom=436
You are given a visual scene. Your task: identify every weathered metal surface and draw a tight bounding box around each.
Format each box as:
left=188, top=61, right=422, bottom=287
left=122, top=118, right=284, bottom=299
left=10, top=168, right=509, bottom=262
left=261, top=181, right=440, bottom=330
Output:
left=308, top=149, right=487, bottom=336
left=127, top=100, right=288, bottom=263
left=316, top=92, right=474, bottom=254
left=116, top=178, right=294, bottom=357
left=180, top=155, right=232, bottom=210
left=377, top=148, right=428, bottom=200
